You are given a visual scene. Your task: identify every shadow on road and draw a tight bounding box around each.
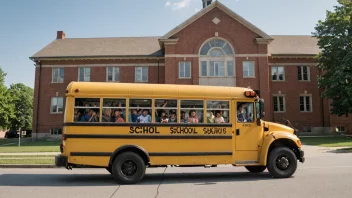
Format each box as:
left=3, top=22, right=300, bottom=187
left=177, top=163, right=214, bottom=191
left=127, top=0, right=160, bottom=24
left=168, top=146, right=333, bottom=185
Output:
left=0, top=171, right=281, bottom=187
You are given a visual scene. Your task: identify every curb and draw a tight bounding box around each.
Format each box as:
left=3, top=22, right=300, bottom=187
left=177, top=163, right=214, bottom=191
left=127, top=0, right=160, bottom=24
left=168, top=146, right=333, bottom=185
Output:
left=0, top=164, right=57, bottom=168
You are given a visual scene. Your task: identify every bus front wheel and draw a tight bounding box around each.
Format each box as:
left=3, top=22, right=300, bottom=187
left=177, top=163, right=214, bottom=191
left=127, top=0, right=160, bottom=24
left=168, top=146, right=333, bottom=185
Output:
left=267, top=147, right=297, bottom=178
left=111, top=151, right=146, bottom=184
left=245, top=166, right=266, bottom=173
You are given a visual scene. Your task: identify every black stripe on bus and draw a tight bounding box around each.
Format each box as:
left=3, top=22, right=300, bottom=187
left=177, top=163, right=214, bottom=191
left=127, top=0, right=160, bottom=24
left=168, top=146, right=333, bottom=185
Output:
left=63, top=122, right=232, bottom=127
left=65, top=134, right=232, bottom=139
left=70, top=152, right=232, bottom=157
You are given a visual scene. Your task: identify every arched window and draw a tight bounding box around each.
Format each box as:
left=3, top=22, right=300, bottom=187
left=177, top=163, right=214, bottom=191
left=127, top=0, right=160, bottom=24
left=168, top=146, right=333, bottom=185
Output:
left=200, top=38, right=234, bottom=56
left=199, top=38, right=235, bottom=80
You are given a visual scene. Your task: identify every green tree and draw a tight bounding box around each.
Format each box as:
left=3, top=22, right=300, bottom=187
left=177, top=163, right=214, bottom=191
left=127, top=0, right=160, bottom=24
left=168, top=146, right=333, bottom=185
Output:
left=312, top=1, right=352, bottom=117
left=0, top=68, right=15, bottom=129
left=7, top=83, right=34, bottom=130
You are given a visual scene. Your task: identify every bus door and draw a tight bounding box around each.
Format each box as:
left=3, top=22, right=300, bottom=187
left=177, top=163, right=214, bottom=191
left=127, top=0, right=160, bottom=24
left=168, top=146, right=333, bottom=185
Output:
left=234, top=101, right=263, bottom=151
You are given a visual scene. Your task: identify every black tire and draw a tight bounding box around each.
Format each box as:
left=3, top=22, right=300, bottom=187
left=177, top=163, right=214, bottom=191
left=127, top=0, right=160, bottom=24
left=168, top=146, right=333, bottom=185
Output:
left=111, top=152, right=146, bottom=184
left=106, top=166, right=112, bottom=174
left=245, top=166, right=266, bottom=173
left=267, top=147, right=297, bottom=178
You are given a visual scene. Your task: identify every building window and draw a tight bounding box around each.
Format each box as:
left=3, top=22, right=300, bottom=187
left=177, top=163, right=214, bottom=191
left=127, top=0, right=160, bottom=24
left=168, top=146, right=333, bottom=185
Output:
left=300, top=95, right=312, bottom=112
left=209, top=61, right=225, bottom=76
left=107, top=67, right=120, bottom=82
left=78, top=67, right=90, bottom=82
left=272, top=66, right=285, bottom=81
left=336, top=126, right=346, bottom=132
left=273, top=95, right=285, bottom=112
left=227, top=61, right=233, bottom=76
left=298, top=66, right=310, bottom=81
left=179, top=62, right=191, bottom=78
left=52, top=68, right=64, bottom=83
left=50, top=128, right=62, bottom=135
left=135, top=67, right=148, bottom=82
left=243, top=61, right=255, bottom=77
left=200, top=38, right=234, bottom=56
left=51, top=97, right=64, bottom=114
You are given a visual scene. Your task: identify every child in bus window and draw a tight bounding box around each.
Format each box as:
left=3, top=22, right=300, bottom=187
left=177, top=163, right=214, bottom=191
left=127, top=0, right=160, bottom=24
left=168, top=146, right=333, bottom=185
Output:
left=169, top=111, right=177, bottom=123
left=215, top=110, right=225, bottom=123
left=138, top=109, right=151, bottom=123
left=187, top=110, right=199, bottom=123
left=114, top=109, right=124, bottom=123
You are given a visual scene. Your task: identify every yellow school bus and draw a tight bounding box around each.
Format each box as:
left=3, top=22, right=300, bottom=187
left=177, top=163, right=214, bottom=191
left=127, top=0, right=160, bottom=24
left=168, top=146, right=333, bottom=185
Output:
left=55, top=82, right=305, bottom=184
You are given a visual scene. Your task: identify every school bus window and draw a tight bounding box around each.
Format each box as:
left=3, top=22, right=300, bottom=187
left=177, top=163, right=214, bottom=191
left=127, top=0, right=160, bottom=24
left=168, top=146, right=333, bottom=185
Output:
left=206, top=100, right=230, bottom=123
left=129, top=99, right=152, bottom=123
left=237, top=102, right=255, bottom=123
left=155, top=99, right=177, bottom=123
left=180, top=100, right=204, bottom=123
left=74, top=98, right=100, bottom=122
left=102, top=98, right=126, bottom=122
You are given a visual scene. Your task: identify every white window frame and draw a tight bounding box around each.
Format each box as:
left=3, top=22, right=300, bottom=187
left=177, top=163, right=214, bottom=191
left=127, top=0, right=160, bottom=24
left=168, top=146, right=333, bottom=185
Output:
left=78, top=67, right=90, bottom=82
left=336, top=126, right=346, bottom=132
left=50, top=128, right=62, bottom=135
left=299, top=94, right=313, bottom=112
left=50, top=97, right=64, bottom=114
left=298, top=66, right=310, bottom=81
left=179, top=61, right=192, bottom=79
left=273, top=95, right=286, bottom=113
left=51, top=68, right=64, bottom=83
left=106, top=67, right=120, bottom=82
left=243, top=61, right=255, bottom=78
left=135, top=66, right=148, bottom=82
left=271, top=66, right=285, bottom=81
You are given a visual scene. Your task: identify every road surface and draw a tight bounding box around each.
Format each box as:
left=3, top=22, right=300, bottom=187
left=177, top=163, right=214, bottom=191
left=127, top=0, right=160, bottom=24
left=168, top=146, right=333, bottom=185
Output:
left=0, top=145, right=352, bottom=198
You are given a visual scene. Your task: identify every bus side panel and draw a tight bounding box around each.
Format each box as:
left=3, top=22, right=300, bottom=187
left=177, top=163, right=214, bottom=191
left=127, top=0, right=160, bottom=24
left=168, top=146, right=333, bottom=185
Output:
left=64, top=126, right=233, bottom=166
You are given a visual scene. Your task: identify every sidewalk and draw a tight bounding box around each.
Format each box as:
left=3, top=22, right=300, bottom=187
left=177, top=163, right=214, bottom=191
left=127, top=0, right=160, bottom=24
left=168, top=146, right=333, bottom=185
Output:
left=0, top=152, right=60, bottom=156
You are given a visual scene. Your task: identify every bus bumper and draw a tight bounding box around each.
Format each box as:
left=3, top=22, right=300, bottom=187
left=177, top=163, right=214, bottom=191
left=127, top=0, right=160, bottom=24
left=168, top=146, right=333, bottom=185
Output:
left=298, top=148, right=305, bottom=163
left=55, top=155, right=68, bottom=167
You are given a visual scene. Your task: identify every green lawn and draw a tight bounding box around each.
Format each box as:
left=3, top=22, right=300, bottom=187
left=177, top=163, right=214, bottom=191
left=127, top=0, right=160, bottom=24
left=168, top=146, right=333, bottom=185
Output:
left=300, top=136, right=352, bottom=147
left=0, top=140, right=61, bottom=153
left=0, top=158, right=55, bottom=165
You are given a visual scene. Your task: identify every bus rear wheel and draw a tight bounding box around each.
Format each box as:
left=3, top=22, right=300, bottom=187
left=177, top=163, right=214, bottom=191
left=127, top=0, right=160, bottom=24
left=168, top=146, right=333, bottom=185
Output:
left=111, top=152, right=146, bottom=184
left=245, top=166, right=266, bottom=173
left=267, top=147, right=297, bottom=178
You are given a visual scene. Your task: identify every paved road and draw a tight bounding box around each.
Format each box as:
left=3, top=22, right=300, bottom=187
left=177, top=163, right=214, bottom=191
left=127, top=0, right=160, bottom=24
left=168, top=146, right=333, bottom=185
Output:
left=1, top=146, right=352, bottom=198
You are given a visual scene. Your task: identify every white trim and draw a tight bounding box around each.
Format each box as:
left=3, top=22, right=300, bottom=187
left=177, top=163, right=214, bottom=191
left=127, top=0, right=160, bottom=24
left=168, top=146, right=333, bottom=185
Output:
left=178, top=61, right=192, bottom=79
left=50, top=97, right=64, bottom=114
left=40, top=63, right=165, bottom=68
left=161, top=1, right=272, bottom=40
left=165, top=54, right=268, bottom=58
left=106, top=67, right=120, bottom=82
left=298, top=65, right=311, bottom=81
left=242, top=61, right=255, bottom=78
left=299, top=94, right=313, bottom=112
left=272, top=95, right=286, bottom=113
left=268, top=63, right=317, bottom=66
left=135, top=66, right=148, bottom=82
left=198, top=37, right=236, bottom=56
left=271, top=66, right=285, bottom=81
left=51, top=67, right=64, bottom=83
left=78, top=67, right=91, bottom=82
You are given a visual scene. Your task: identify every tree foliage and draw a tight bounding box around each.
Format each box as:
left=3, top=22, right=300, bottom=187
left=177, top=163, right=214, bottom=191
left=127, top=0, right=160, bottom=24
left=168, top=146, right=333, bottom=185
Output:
left=312, top=1, right=352, bottom=117
left=7, top=83, right=34, bottom=130
left=0, top=67, right=33, bottom=130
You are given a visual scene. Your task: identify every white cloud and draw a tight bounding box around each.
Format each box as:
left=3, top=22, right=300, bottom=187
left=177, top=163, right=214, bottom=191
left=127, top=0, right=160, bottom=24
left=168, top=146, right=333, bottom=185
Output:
left=165, top=0, right=192, bottom=10
left=194, top=8, right=200, bottom=13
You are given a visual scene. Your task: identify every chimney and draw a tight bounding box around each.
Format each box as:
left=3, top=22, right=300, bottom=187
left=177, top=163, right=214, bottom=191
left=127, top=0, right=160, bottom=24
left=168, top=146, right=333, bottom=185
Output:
left=202, top=0, right=213, bottom=8
left=57, top=31, right=65, bottom=39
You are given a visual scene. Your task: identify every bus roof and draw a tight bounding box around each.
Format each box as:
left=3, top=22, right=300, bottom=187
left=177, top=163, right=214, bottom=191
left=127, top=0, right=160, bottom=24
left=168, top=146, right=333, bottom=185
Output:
left=66, top=82, right=255, bottom=100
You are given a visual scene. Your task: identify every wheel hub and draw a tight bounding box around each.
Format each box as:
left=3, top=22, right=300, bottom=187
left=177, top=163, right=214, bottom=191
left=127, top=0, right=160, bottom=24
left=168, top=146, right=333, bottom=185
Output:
left=276, top=156, right=289, bottom=170
left=121, top=160, right=137, bottom=177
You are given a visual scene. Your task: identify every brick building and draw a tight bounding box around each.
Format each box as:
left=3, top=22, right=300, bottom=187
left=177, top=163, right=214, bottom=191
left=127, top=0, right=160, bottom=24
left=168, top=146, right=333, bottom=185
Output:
left=30, top=0, right=351, bottom=139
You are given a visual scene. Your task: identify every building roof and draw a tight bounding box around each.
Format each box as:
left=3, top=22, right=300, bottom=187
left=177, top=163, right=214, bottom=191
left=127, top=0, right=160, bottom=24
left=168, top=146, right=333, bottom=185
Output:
left=161, top=1, right=272, bottom=40
left=30, top=36, right=163, bottom=59
left=268, top=35, right=321, bottom=56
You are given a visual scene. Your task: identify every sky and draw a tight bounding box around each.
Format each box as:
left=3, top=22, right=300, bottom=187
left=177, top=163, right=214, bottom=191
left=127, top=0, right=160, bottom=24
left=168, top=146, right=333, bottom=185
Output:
left=0, top=0, right=339, bottom=88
